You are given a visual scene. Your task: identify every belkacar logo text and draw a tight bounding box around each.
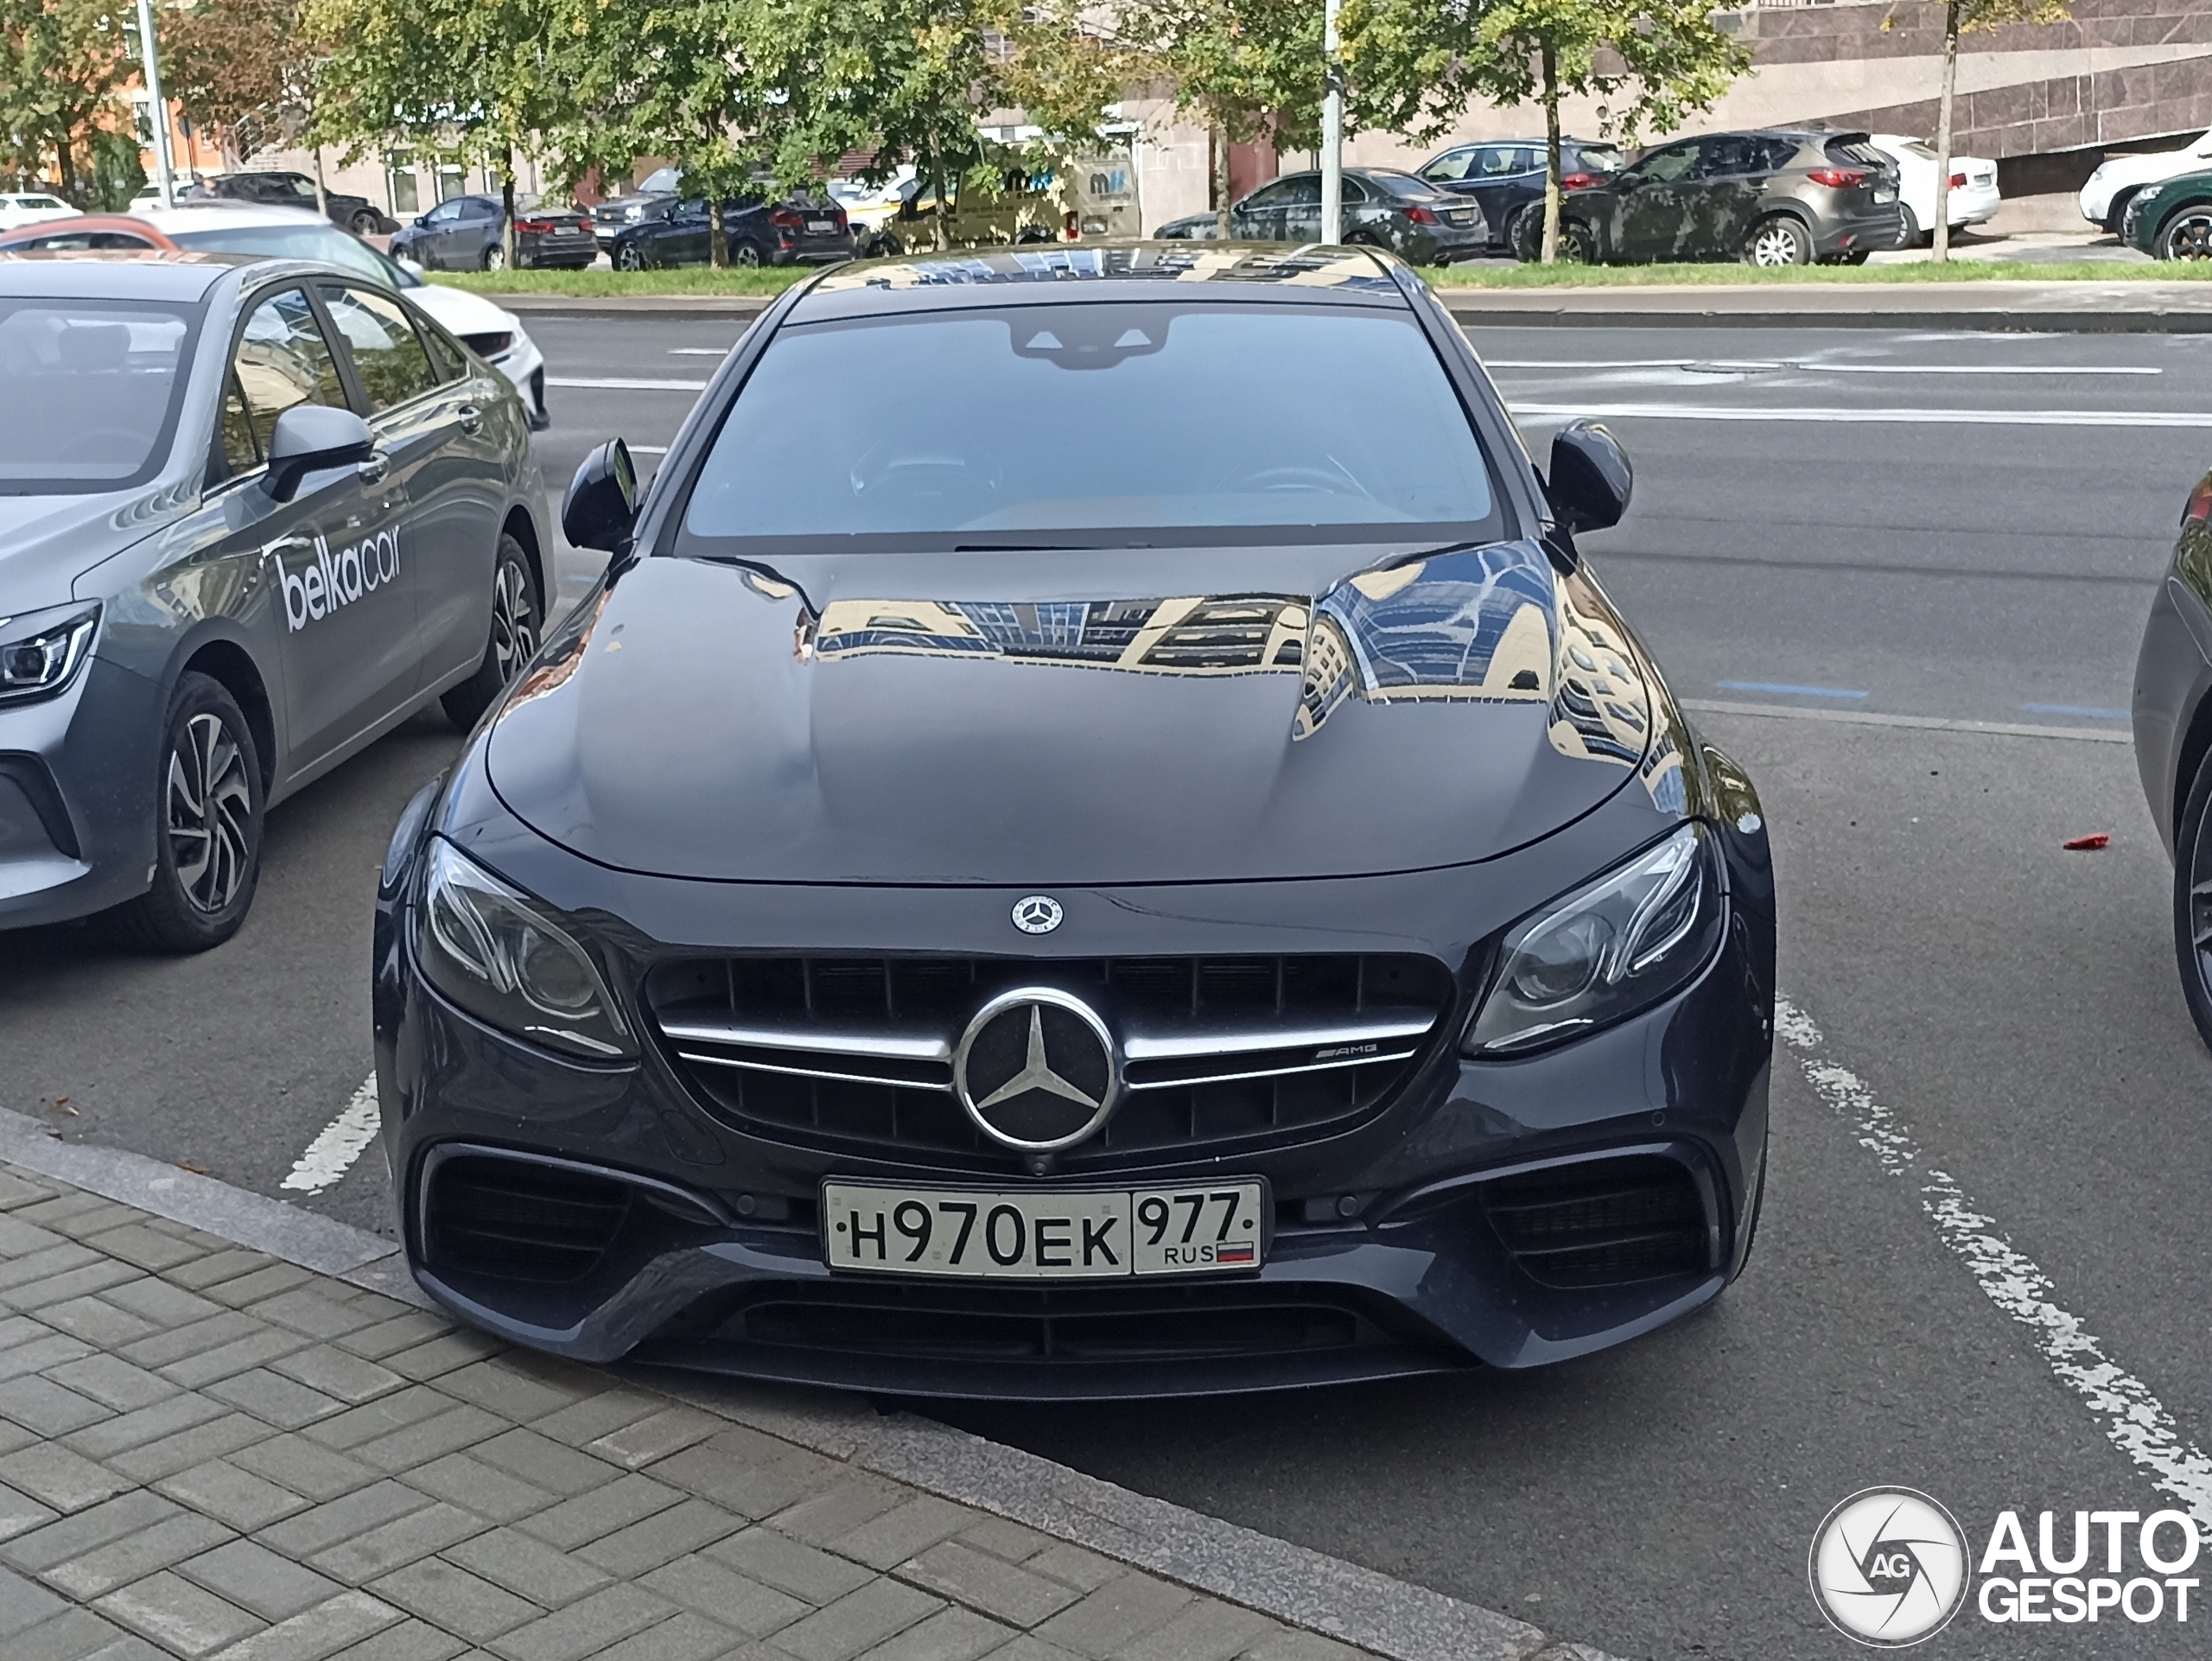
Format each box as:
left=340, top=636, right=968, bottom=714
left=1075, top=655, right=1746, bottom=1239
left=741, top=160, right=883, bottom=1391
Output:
left=279, top=531, right=399, bottom=632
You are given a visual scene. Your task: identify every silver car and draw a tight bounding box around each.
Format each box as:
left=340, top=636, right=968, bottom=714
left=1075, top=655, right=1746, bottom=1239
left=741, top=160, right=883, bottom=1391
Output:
left=0, top=251, right=546, bottom=949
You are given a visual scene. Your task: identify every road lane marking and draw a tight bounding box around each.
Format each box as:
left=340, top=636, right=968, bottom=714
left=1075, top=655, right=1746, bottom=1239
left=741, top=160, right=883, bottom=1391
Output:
left=668, top=347, right=732, bottom=355
left=1488, top=360, right=2162, bottom=375
left=1777, top=997, right=2212, bottom=1522
left=1508, top=402, right=2212, bottom=426
left=547, top=376, right=710, bottom=391
left=1716, top=680, right=1868, bottom=700
left=280, top=1077, right=380, bottom=1195
left=1686, top=697, right=2130, bottom=741
left=2023, top=703, right=2128, bottom=719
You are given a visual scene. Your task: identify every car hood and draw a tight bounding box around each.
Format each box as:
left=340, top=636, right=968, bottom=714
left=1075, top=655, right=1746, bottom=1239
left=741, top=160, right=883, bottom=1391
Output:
left=484, top=542, right=1666, bottom=886
left=408, top=284, right=525, bottom=340
left=0, top=490, right=157, bottom=614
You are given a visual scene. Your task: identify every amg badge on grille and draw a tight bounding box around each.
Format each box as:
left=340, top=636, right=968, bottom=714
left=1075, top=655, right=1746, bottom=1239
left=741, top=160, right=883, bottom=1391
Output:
left=1010, top=894, right=1063, bottom=934
left=954, top=988, right=1119, bottom=1152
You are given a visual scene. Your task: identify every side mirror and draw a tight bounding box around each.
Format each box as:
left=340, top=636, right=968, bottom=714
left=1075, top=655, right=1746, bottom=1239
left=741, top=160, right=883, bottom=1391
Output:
left=264, top=404, right=374, bottom=503
left=1546, top=419, right=1632, bottom=536
left=563, top=438, right=639, bottom=553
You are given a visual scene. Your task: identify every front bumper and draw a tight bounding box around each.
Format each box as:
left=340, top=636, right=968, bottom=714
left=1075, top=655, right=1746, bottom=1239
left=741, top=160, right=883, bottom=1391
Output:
left=374, top=755, right=1776, bottom=1397
left=0, top=655, right=163, bottom=930
left=487, top=330, right=549, bottom=426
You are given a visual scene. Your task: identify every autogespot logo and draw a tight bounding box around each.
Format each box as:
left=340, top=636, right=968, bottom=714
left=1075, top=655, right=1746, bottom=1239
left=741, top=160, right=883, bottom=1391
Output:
left=272, top=531, right=400, bottom=633
left=1810, top=1488, right=1970, bottom=1646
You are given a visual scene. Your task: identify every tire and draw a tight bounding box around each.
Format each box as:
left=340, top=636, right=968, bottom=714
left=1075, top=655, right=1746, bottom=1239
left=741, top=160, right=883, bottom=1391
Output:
left=729, top=242, right=763, bottom=269
left=1744, top=214, right=1811, bottom=266
left=350, top=208, right=380, bottom=236
left=874, top=232, right=904, bottom=258
left=613, top=243, right=646, bottom=271
left=1500, top=205, right=1529, bottom=260
left=2174, top=746, right=2212, bottom=1053
left=2160, top=207, right=2212, bottom=262
left=442, top=534, right=543, bottom=730
left=482, top=245, right=506, bottom=272
left=2105, top=190, right=2137, bottom=239
left=1819, top=250, right=1872, bottom=266
left=1896, top=203, right=1923, bottom=248
left=1510, top=209, right=1593, bottom=264
left=104, top=673, right=264, bottom=952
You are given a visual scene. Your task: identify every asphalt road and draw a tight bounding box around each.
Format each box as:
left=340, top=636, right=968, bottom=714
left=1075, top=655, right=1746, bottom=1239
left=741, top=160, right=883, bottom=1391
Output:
left=6, top=311, right=2212, bottom=1658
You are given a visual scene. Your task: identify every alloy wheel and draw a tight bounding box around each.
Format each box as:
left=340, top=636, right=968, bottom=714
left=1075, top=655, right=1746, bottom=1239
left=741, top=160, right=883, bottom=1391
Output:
left=615, top=245, right=644, bottom=270
left=2164, top=211, right=2212, bottom=261
left=165, top=712, right=253, bottom=914
left=486, top=245, right=507, bottom=271
left=1748, top=220, right=1808, bottom=266
left=731, top=245, right=763, bottom=268
left=490, top=557, right=540, bottom=683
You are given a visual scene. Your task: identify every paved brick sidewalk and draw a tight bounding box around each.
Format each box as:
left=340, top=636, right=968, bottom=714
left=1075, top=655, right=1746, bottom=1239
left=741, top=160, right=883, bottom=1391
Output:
left=0, top=1161, right=1385, bottom=1661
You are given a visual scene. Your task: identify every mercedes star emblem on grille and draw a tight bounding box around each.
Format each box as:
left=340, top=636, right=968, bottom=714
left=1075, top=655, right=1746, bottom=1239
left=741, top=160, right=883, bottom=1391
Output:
left=1010, top=894, right=1063, bottom=934
left=953, top=988, right=1119, bottom=1152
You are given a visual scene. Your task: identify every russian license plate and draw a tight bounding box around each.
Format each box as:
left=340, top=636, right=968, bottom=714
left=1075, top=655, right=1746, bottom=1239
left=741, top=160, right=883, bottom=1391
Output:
left=806, top=217, right=835, bottom=233
left=1447, top=209, right=1475, bottom=224
left=1874, top=186, right=1896, bottom=202
left=823, top=1181, right=1265, bottom=1280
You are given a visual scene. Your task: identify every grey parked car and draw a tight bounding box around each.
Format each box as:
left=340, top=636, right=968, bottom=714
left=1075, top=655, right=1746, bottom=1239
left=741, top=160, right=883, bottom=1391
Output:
left=0, top=251, right=547, bottom=949
left=1156, top=169, right=1487, bottom=264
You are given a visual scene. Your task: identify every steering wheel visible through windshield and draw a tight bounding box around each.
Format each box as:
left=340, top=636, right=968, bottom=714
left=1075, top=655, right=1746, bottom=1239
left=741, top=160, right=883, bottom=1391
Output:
left=679, top=303, right=1504, bottom=550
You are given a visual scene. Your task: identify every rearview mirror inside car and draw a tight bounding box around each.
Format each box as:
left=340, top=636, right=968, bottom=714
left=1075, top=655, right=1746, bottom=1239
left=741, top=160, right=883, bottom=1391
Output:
left=1546, top=419, right=1633, bottom=536
left=564, top=438, right=639, bottom=553
left=263, top=404, right=375, bottom=503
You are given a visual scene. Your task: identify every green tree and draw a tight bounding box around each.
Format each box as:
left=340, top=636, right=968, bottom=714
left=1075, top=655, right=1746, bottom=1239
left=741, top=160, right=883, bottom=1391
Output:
left=1927, top=0, right=2067, bottom=262
left=164, top=0, right=317, bottom=170
left=308, top=0, right=570, bottom=264
left=0, top=0, right=130, bottom=204
left=1346, top=0, right=1746, bottom=263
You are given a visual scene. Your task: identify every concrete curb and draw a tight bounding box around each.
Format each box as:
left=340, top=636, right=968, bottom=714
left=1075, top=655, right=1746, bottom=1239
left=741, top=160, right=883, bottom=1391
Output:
left=0, top=1110, right=1622, bottom=1661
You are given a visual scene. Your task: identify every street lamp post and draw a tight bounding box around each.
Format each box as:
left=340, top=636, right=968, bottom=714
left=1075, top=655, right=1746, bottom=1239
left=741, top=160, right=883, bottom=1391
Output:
left=1319, top=0, right=1343, bottom=245
left=134, top=0, right=176, bottom=207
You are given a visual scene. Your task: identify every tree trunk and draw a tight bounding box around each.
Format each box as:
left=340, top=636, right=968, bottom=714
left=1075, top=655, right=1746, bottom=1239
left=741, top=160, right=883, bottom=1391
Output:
left=930, top=135, right=950, bottom=251
left=55, top=137, right=79, bottom=206
left=1933, top=0, right=1959, bottom=264
left=708, top=127, right=729, bottom=267
left=1540, top=41, right=1562, bottom=264
left=500, top=153, right=518, bottom=270
left=1212, top=120, right=1231, bottom=240
left=311, top=146, right=328, bottom=218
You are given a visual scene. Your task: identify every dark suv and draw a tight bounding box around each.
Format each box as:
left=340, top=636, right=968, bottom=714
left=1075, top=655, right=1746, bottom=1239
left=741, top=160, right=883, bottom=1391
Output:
left=1418, top=138, right=1624, bottom=255
left=186, top=171, right=394, bottom=236
left=1539, top=130, right=1904, bottom=265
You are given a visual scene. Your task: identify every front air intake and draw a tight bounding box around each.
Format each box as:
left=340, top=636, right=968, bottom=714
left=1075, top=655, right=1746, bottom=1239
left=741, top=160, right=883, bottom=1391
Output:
left=422, top=1155, right=632, bottom=1283
left=1478, top=1155, right=1711, bottom=1288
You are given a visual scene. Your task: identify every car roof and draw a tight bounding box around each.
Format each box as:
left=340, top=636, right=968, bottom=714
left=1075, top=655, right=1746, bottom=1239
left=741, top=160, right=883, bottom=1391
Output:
left=134, top=202, right=331, bottom=232
left=0, top=251, right=240, bottom=301
left=794, top=243, right=1409, bottom=323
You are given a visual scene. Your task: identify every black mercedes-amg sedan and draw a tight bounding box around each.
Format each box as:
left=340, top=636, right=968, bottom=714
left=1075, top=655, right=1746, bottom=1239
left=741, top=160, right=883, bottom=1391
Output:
left=372, top=244, right=1776, bottom=1398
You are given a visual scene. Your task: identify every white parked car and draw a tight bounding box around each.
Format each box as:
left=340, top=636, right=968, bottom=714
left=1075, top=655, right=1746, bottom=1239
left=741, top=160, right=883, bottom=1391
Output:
left=0, top=191, right=79, bottom=231
left=1867, top=135, right=1999, bottom=243
left=2081, top=130, right=2212, bottom=234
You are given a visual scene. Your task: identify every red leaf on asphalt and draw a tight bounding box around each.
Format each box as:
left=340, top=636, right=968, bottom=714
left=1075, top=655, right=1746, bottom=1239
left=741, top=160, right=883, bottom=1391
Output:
left=2063, top=833, right=2111, bottom=850
left=177, top=1161, right=207, bottom=1174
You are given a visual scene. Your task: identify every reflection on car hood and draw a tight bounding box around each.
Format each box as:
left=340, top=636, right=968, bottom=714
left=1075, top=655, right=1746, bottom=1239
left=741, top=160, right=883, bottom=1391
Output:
left=0, top=489, right=166, bottom=614
left=485, top=543, right=1669, bottom=885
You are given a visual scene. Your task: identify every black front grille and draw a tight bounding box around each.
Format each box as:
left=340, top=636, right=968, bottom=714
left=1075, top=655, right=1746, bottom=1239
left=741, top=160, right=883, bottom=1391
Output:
left=422, top=1155, right=632, bottom=1283
left=683, top=1280, right=1406, bottom=1363
left=1478, top=1155, right=1710, bottom=1288
left=645, top=954, right=1453, bottom=1168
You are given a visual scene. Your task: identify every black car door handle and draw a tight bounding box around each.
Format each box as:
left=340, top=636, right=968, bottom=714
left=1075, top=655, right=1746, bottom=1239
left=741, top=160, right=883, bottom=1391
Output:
left=358, top=450, right=390, bottom=486
left=456, top=404, right=483, bottom=435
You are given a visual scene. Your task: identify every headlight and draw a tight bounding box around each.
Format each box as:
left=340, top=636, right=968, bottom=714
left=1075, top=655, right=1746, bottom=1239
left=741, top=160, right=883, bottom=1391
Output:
left=1464, top=823, right=1725, bottom=1056
left=413, top=839, right=636, bottom=1060
left=0, top=602, right=99, bottom=704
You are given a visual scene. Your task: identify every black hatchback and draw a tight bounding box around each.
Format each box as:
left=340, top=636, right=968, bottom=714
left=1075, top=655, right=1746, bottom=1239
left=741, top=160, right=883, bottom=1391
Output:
left=1417, top=138, right=1625, bottom=255
left=1545, top=130, right=1904, bottom=265
left=1156, top=169, right=1486, bottom=264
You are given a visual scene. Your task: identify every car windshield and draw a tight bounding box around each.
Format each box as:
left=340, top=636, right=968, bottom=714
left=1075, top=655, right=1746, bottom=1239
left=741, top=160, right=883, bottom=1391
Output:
left=0, top=297, right=200, bottom=493
left=681, top=303, right=1503, bottom=549
left=1366, top=170, right=1446, bottom=199
left=165, top=221, right=422, bottom=288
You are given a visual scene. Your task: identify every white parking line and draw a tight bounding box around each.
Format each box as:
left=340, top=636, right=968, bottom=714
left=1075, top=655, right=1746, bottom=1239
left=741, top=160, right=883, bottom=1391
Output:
left=1508, top=402, right=2212, bottom=427
left=668, top=347, right=733, bottom=356
left=1487, top=360, right=2162, bottom=375
left=546, top=376, right=710, bottom=391
left=1777, top=996, right=2212, bottom=1521
left=279, top=1076, right=381, bottom=1195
